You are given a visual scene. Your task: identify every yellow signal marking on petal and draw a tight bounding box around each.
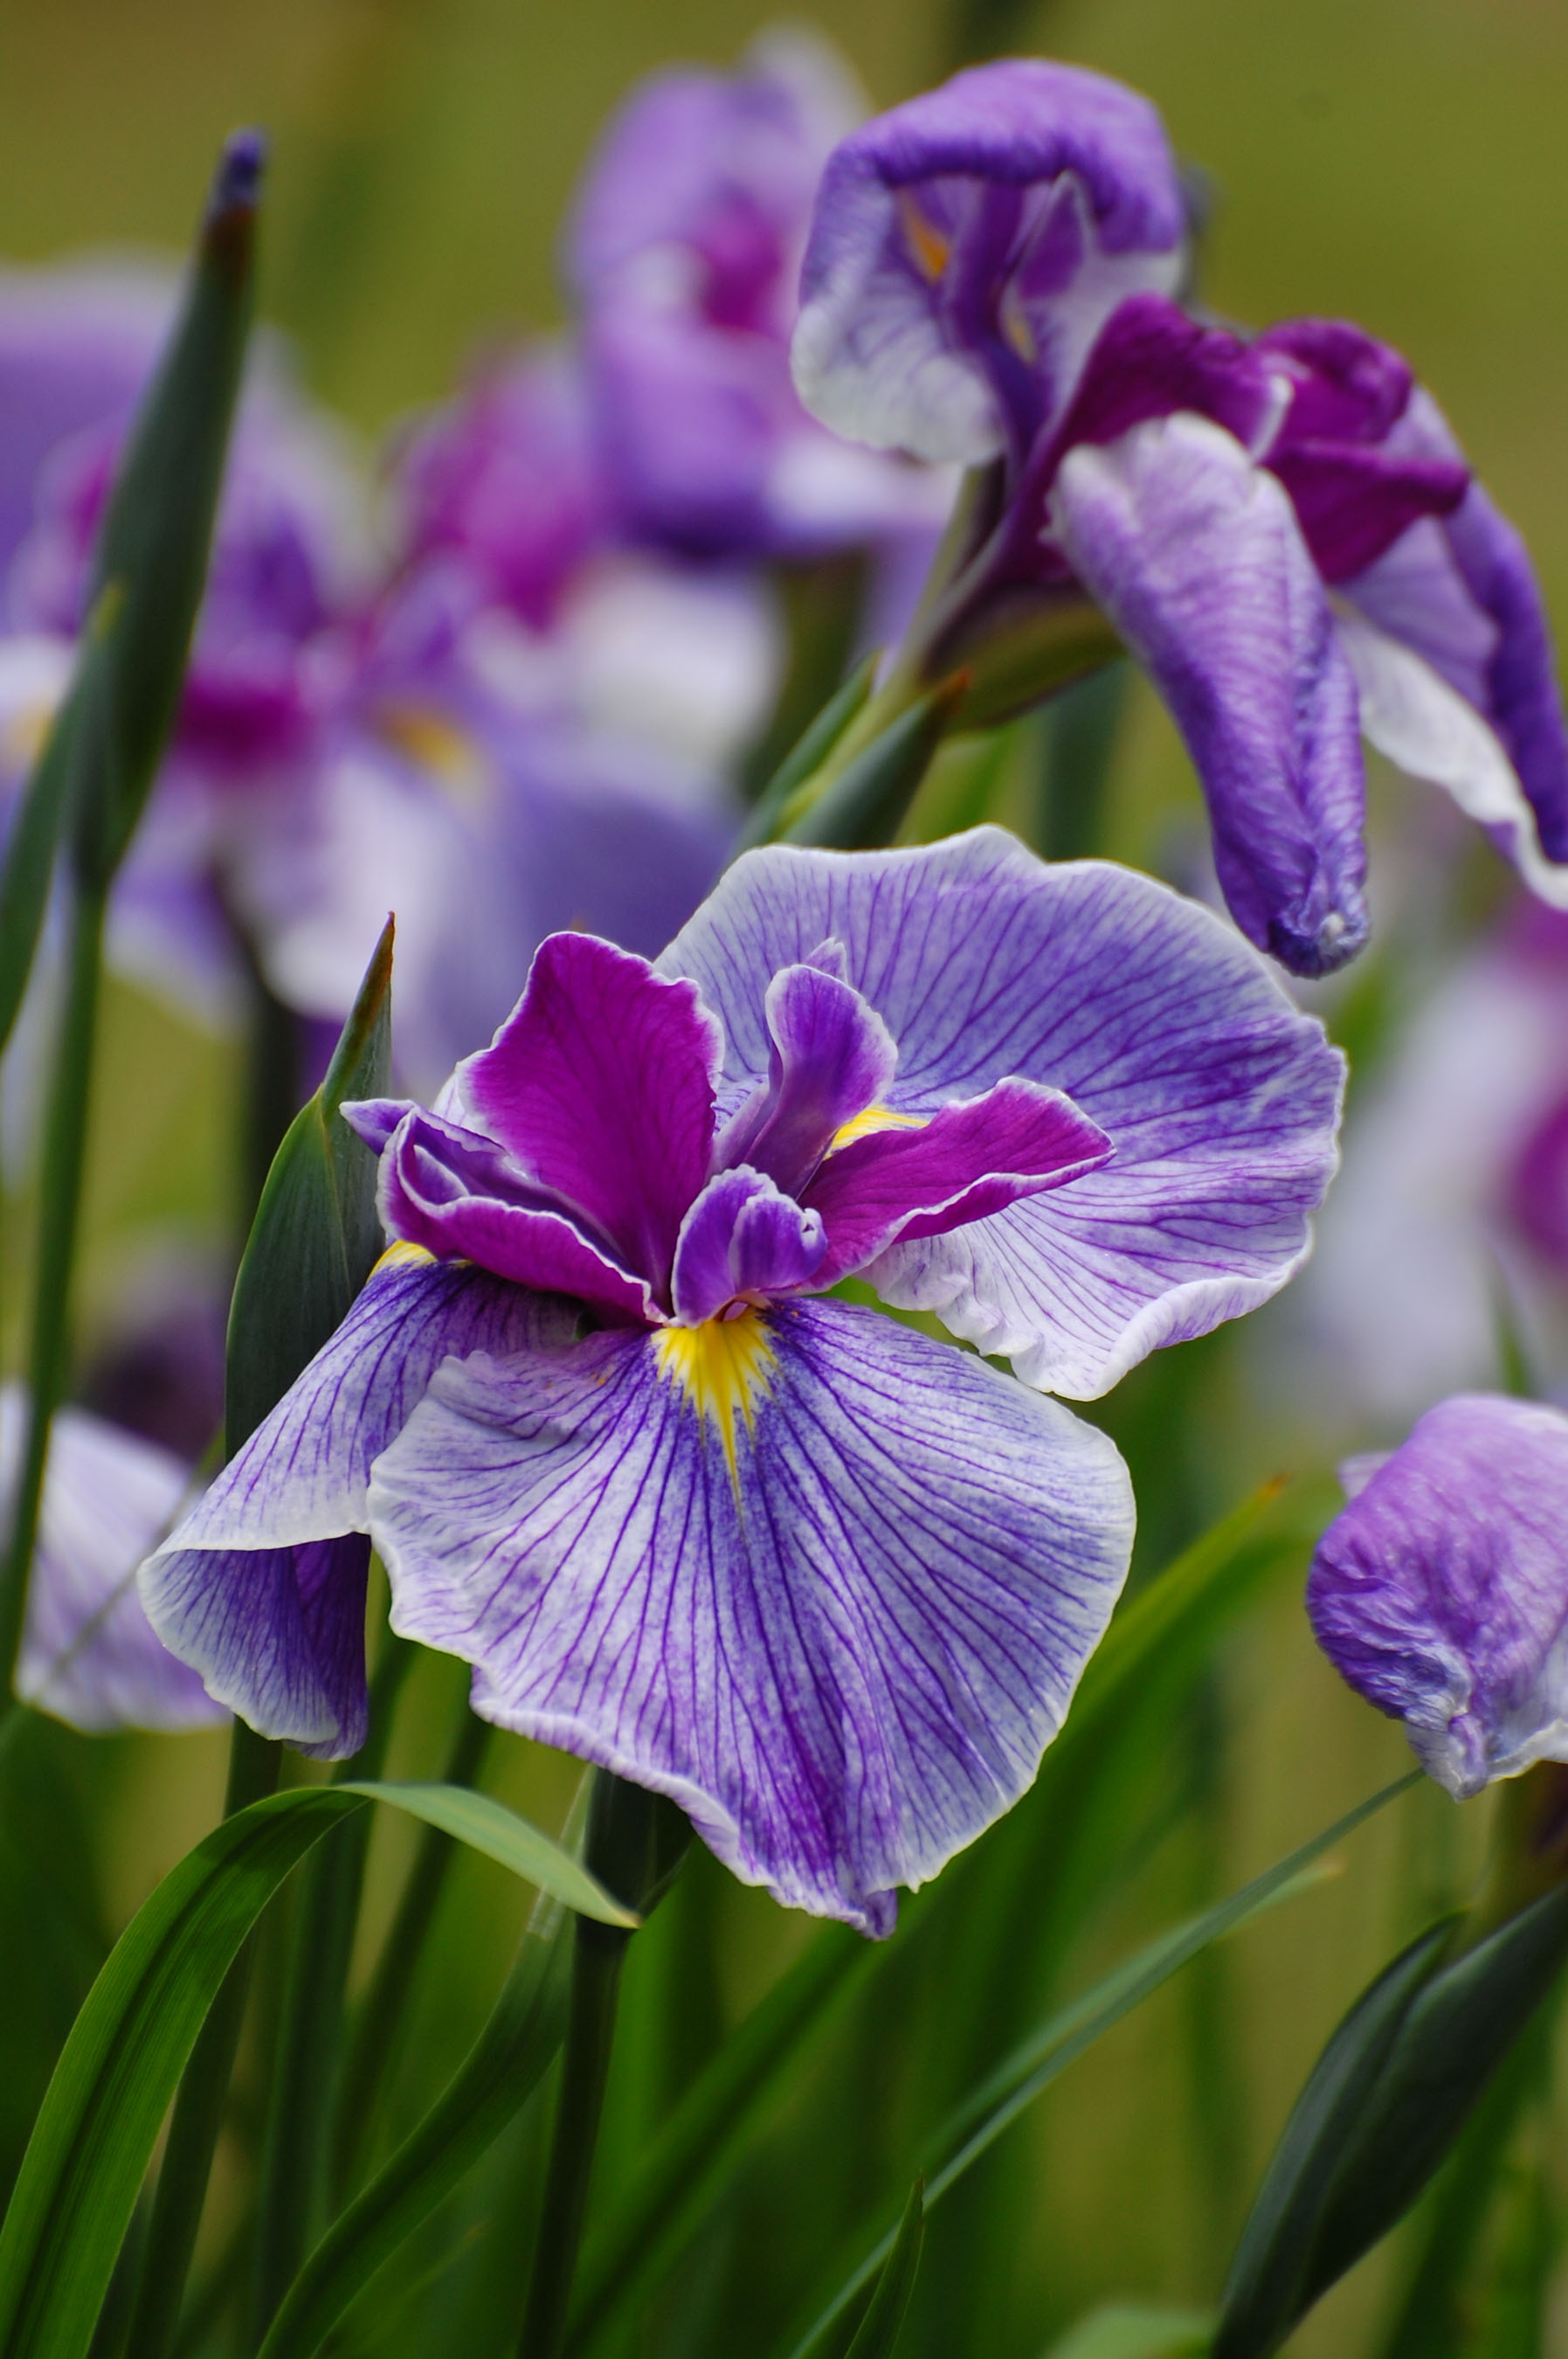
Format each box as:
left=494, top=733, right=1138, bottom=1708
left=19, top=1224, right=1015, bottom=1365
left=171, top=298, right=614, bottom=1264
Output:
left=377, top=702, right=489, bottom=808
left=829, top=1103, right=926, bottom=1152
left=898, top=192, right=951, bottom=284
left=999, top=287, right=1038, bottom=366
left=372, top=1240, right=436, bottom=1278
left=3, top=698, right=54, bottom=772
left=653, top=1309, right=775, bottom=1491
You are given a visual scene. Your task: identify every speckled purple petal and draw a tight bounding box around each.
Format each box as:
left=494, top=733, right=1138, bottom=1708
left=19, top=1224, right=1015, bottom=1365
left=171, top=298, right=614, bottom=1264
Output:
left=456, top=933, right=721, bottom=1303
left=715, top=961, right=897, bottom=1194
left=658, top=829, right=1344, bottom=1397
left=373, top=1106, right=656, bottom=1325
left=792, top=59, right=1185, bottom=466
left=1052, top=410, right=1368, bottom=976
left=671, top=1166, right=826, bottom=1323
left=805, top=1076, right=1110, bottom=1284
left=7, top=1391, right=224, bottom=1735
left=370, top=1297, right=1133, bottom=1934
left=1309, top=1394, right=1568, bottom=1797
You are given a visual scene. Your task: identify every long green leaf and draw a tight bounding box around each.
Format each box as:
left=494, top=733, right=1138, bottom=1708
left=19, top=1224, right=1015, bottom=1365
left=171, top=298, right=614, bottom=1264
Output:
left=843, top=2181, right=924, bottom=2358
left=735, top=653, right=879, bottom=854
left=1042, top=2305, right=1213, bottom=2359
left=775, top=1774, right=1419, bottom=2359
left=565, top=1481, right=1308, bottom=2357
left=0, top=1781, right=625, bottom=2359
left=341, top=1784, right=637, bottom=1927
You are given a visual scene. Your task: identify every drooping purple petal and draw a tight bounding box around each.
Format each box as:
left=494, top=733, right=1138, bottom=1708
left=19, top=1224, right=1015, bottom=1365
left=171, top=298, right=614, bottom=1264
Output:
left=1308, top=1394, right=1568, bottom=1796
left=1050, top=410, right=1368, bottom=975
left=715, top=962, right=898, bottom=1194
left=142, top=1534, right=372, bottom=1759
left=805, top=1077, right=1111, bottom=1284
left=792, top=59, right=1185, bottom=467
left=658, top=829, right=1344, bottom=1397
left=671, top=1166, right=826, bottom=1324
left=456, top=933, right=722, bottom=1302
left=6, top=1391, right=224, bottom=1735
left=370, top=1297, right=1133, bottom=1934
left=371, top=1107, right=657, bottom=1325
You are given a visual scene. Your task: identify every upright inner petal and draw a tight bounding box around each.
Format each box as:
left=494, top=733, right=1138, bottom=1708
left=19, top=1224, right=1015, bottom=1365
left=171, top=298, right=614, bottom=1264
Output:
left=715, top=961, right=898, bottom=1195
left=672, top=1166, right=827, bottom=1325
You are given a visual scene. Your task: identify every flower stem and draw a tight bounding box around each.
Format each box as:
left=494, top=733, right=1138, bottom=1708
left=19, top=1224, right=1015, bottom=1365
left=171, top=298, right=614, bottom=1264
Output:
left=121, top=1718, right=283, bottom=2359
left=0, top=871, right=107, bottom=1711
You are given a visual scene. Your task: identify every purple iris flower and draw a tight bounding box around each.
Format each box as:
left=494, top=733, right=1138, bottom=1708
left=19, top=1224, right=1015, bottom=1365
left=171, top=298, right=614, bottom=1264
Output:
left=143, top=829, right=1341, bottom=1931
left=791, top=61, right=1568, bottom=978
left=3, top=1385, right=224, bottom=1736
left=1309, top=1394, right=1568, bottom=1798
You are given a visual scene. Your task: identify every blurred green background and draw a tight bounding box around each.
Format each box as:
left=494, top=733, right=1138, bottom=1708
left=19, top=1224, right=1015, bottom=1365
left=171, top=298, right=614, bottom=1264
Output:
left=0, top=0, right=1564, bottom=2351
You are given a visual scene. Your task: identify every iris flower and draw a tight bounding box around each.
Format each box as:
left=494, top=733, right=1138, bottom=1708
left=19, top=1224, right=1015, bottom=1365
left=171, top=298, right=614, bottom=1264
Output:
left=146, top=830, right=1341, bottom=1932
left=1310, top=1394, right=1568, bottom=1798
left=791, top=59, right=1568, bottom=976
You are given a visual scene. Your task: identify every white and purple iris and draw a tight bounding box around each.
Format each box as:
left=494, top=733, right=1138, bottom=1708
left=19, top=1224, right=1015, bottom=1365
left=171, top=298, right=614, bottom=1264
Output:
left=1310, top=1394, right=1568, bottom=1799
left=791, top=59, right=1568, bottom=977
left=145, top=829, right=1343, bottom=1933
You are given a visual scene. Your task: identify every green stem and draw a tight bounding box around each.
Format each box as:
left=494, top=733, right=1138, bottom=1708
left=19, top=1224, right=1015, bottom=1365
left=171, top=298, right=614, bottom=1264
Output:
left=0, top=873, right=107, bottom=1710
left=249, top=1637, right=414, bottom=2343
left=517, top=1918, right=631, bottom=2359
left=331, top=1705, right=492, bottom=2197
left=121, top=1719, right=283, bottom=2359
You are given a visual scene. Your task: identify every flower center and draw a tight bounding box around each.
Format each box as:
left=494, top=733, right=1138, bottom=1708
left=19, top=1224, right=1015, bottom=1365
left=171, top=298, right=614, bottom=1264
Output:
left=828, top=1103, right=925, bottom=1152
left=653, top=1306, right=775, bottom=1488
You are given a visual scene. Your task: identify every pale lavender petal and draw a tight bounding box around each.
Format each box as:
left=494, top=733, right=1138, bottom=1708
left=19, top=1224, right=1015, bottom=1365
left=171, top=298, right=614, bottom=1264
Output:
left=805, top=1077, right=1111, bottom=1283
left=792, top=59, right=1185, bottom=465
left=374, top=1107, right=656, bottom=1325
left=1309, top=1394, right=1568, bottom=1796
left=1051, top=411, right=1368, bottom=976
left=661, top=829, right=1342, bottom=1397
left=150, top=1252, right=576, bottom=1556
left=142, top=1533, right=372, bottom=1759
left=715, top=962, right=898, bottom=1194
left=457, top=933, right=722, bottom=1300
left=370, top=1299, right=1133, bottom=1934
left=672, top=1166, right=826, bottom=1323
left=7, top=1393, right=223, bottom=1735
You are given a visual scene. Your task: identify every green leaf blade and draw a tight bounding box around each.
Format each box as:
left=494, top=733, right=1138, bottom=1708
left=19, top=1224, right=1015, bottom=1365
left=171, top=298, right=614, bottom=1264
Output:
left=843, top=2181, right=924, bottom=2359
left=344, top=1783, right=638, bottom=1928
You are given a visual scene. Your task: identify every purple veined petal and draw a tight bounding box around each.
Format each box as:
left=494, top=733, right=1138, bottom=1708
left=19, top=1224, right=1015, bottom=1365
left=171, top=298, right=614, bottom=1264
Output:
left=715, top=962, right=898, bottom=1194
left=141, top=1533, right=372, bottom=1760
left=1267, top=443, right=1468, bottom=587
left=370, top=1297, right=1134, bottom=1934
left=149, top=1251, right=577, bottom=1559
left=457, top=932, right=722, bottom=1304
left=805, top=1076, right=1111, bottom=1285
left=5, top=1390, right=224, bottom=1735
left=342, top=1096, right=416, bottom=1156
left=1042, top=291, right=1280, bottom=469
left=791, top=59, right=1185, bottom=467
left=1254, top=317, right=1416, bottom=446
left=1336, top=608, right=1568, bottom=910
left=1050, top=410, right=1369, bottom=977
left=660, top=829, right=1344, bottom=1398
left=375, top=1105, right=659, bottom=1325
left=671, top=1166, right=826, bottom=1324
left=1308, top=1394, right=1568, bottom=1797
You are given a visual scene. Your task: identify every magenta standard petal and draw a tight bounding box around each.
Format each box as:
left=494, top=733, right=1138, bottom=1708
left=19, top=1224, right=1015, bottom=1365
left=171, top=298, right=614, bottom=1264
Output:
left=671, top=1167, right=826, bottom=1324
left=7, top=1393, right=224, bottom=1736
left=792, top=59, right=1185, bottom=467
left=1309, top=1395, right=1568, bottom=1797
left=457, top=933, right=722, bottom=1303
left=715, top=960, right=898, bottom=1194
left=805, top=1077, right=1110, bottom=1283
left=370, top=1298, right=1132, bottom=1934
left=374, top=1107, right=657, bottom=1325
left=659, top=830, right=1344, bottom=1398
left=1051, top=410, right=1368, bottom=976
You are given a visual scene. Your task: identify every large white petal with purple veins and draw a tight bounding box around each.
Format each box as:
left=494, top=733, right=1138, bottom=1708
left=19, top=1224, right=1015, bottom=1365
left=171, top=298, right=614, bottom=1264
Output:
left=148, top=1254, right=577, bottom=1557
left=659, top=828, right=1344, bottom=1398
left=369, top=1298, right=1133, bottom=1935
left=5, top=1389, right=224, bottom=1734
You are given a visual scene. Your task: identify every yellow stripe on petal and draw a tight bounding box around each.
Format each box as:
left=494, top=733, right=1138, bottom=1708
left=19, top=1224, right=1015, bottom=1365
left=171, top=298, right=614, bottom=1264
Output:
left=372, top=1240, right=436, bottom=1278
left=898, top=192, right=951, bottom=284
left=829, top=1103, right=926, bottom=1152
left=653, top=1309, right=775, bottom=1490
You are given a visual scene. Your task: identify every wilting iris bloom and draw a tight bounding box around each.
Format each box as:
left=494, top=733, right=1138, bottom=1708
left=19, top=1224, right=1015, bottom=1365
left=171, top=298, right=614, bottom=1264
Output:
left=146, top=829, right=1341, bottom=1931
left=1296, top=900, right=1568, bottom=1420
left=3, top=1386, right=224, bottom=1735
left=1310, top=1394, right=1568, bottom=1797
left=791, top=59, right=1568, bottom=977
